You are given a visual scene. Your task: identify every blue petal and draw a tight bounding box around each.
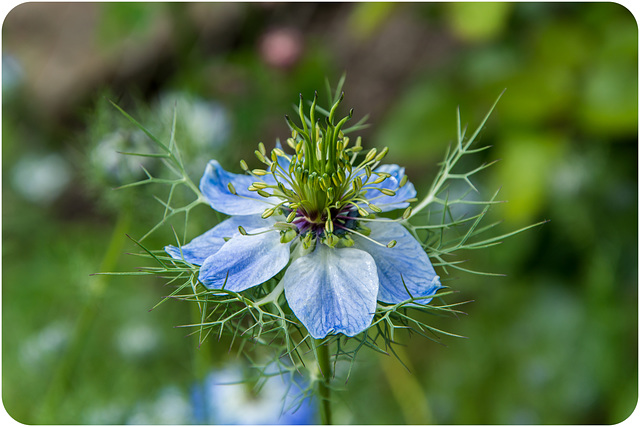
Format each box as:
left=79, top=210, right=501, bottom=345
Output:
left=352, top=221, right=441, bottom=304
left=362, top=164, right=416, bottom=212
left=199, top=228, right=291, bottom=292
left=165, top=215, right=270, bottom=265
left=200, top=160, right=279, bottom=216
left=282, top=245, right=378, bottom=339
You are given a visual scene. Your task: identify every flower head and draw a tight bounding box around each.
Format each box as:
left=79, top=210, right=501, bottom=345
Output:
left=166, top=92, right=441, bottom=339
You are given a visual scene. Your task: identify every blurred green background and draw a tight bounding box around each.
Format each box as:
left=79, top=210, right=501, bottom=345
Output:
left=2, top=2, right=637, bottom=424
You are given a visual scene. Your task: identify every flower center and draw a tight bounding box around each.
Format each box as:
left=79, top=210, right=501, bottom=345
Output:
left=292, top=205, right=359, bottom=237
left=241, top=91, right=403, bottom=248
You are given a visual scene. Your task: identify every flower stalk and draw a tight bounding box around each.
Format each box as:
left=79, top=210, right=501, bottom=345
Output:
left=317, top=341, right=333, bottom=425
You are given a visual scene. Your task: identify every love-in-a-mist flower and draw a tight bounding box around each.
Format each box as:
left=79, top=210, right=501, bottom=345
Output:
left=165, top=92, right=441, bottom=339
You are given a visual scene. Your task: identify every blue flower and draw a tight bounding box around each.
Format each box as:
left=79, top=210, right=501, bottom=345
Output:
left=166, top=94, right=441, bottom=339
left=191, top=363, right=316, bottom=425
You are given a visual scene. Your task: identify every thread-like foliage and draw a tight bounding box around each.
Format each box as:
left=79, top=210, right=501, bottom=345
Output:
left=99, top=88, right=541, bottom=383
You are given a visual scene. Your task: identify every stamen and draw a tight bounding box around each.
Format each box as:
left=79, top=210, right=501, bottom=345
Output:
left=252, top=168, right=268, bottom=176
left=262, top=208, right=276, bottom=218
left=227, top=182, right=237, bottom=195
left=255, top=150, right=267, bottom=164
left=251, top=182, right=268, bottom=189
left=364, top=148, right=377, bottom=163
left=374, top=146, right=389, bottom=162
left=334, top=224, right=390, bottom=248
left=402, top=206, right=412, bottom=219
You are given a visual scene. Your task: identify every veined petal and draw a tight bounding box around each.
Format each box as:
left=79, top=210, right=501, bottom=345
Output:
left=165, top=215, right=270, bottom=265
left=282, top=245, right=378, bottom=339
left=199, top=227, right=291, bottom=292
left=200, top=160, right=279, bottom=216
left=363, top=164, right=416, bottom=212
left=352, top=221, right=441, bottom=304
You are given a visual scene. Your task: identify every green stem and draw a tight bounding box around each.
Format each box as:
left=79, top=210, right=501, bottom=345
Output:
left=317, top=341, right=333, bottom=425
left=37, top=208, right=131, bottom=423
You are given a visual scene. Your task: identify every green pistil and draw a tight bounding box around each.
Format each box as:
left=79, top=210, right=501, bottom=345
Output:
left=242, top=91, right=402, bottom=247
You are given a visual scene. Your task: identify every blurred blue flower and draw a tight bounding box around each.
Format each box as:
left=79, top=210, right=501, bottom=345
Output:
left=191, top=364, right=315, bottom=425
left=165, top=96, right=442, bottom=339
left=2, top=53, right=24, bottom=96
left=157, top=91, right=231, bottom=150
left=11, top=152, right=72, bottom=205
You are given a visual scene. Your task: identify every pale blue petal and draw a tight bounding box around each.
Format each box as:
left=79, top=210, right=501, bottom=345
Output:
left=362, top=164, right=416, bottom=212
left=199, top=228, right=291, bottom=292
left=164, top=215, right=270, bottom=265
left=282, top=245, right=378, bottom=339
left=352, top=221, right=441, bottom=304
left=199, top=160, right=279, bottom=216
